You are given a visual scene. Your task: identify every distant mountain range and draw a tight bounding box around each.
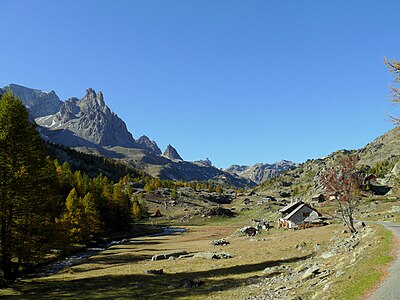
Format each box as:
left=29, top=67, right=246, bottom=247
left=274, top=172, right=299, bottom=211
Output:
left=1, top=84, right=291, bottom=187
left=225, top=160, right=296, bottom=184
left=3, top=83, right=396, bottom=192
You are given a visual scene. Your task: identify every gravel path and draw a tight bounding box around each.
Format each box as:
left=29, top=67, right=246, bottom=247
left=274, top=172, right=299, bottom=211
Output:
left=369, top=221, right=400, bottom=300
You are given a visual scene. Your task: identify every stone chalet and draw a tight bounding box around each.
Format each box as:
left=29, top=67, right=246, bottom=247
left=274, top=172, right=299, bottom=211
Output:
left=277, top=201, right=320, bottom=229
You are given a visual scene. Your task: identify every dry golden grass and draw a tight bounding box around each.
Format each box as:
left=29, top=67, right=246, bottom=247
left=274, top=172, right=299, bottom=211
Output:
left=0, top=198, right=395, bottom=300
left=0, top=222, right=349, bottom=299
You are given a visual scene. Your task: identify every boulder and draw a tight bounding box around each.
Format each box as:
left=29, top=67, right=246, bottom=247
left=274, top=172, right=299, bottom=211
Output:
left=212, top=239, right=230, bottom=246
left=178, top=278, right=204, bottom=288
left=206, top=206, right=235, bottom=217
left=151, top=250, right=189, bottom=261
left=355, top=221, right=366, bottom=230
left=302, top=266, right=320, bottom=281
left=144, top=269, right=163, bottom=275
left=193, top=252, right=234, bottom=260
left=240, top=226, right=258, bottom=236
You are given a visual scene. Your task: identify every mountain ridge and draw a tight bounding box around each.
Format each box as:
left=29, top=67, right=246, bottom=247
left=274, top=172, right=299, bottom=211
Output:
left=2, top=84, right=256, bottom=187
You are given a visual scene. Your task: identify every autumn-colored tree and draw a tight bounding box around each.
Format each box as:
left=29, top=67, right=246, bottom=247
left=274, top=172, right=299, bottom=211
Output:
left=215, top=186, right=223, bottom=194
left=60, top=189, right=101, bottom=242
left=81, top=192, right=101, bottom=238
left=60, top=188, right=84, bottom=242
left=322, top=156, right=364, bottom=233
left=131, top=196, right=142, bottom=219
left=385, top=57, right=400, bottom=123
left=0, top=92, right=61, bottom=279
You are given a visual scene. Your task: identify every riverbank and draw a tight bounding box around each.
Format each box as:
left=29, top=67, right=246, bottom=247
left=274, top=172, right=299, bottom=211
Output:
left=20, top=224, right=165, bottom=279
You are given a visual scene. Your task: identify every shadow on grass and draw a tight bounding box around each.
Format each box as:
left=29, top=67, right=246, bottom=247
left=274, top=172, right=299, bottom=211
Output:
left=6, top=254, right=311, bottom=299
left=89, top=254, right=153, bottom=266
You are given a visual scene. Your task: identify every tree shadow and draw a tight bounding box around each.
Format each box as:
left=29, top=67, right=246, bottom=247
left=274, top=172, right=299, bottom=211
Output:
left=6, top=254, right=311, bottom=299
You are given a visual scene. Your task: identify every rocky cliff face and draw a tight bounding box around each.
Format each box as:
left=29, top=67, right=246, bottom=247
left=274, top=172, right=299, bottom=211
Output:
left=36, top=88, right=137, bottom=148
left=2, top=84, right=62, bottom=118
left=163, top=144, right=183, bottom=160
left=136, top=135, right=162, bottom=155
left=226, top=160, right=295, bottom=184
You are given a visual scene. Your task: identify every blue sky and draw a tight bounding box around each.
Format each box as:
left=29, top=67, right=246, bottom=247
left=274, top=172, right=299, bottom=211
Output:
left=1, top=0, right=399, bottom=168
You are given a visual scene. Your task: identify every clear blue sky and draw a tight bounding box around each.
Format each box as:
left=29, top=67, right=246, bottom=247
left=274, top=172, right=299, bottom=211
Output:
left=1, top=0, right=399, bottom=168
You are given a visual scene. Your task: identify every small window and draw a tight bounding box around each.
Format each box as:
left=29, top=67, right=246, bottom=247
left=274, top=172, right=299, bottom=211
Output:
left=303, top=212, right=310, bottom=217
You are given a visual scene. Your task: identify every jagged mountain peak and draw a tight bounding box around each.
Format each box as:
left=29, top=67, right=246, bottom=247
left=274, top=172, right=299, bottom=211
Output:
left=136, top=135, right=162, bottom=155
left=35, top=88, right=136, bottom=148
left=82, top=88, right=106, bottom=108
left=163, top=144, right=183, bottom=161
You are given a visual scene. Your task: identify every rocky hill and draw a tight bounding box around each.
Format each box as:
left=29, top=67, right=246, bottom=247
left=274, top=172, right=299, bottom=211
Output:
left=225, top=160, right=296, bottom=184
left=259, top=126, right=400, bottom=201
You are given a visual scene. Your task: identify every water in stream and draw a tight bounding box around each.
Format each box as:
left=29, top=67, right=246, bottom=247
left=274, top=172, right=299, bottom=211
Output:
left=27, top=227, right=186, bottom=278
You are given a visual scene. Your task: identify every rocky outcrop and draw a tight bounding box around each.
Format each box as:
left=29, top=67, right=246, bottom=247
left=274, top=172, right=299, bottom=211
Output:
left=194, top=158, right=213, bottom=166
left=163, top=144, right=183, bottom=161
left=136, top=135, right=162, bottom=155
left=36, top=88, right=137, bottom=148
left=2, top=83, right=62, bottom=118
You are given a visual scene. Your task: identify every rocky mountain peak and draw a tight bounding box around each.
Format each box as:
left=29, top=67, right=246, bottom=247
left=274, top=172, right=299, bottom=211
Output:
left=81, top=88, right=106, bottom=109
left=36, top=88, right=136, bottom=148
left=163, top=144, right=183, bottom=161
left=2, top=83, right=62, bottom=118
left=136, top=135, right=162, bottom=155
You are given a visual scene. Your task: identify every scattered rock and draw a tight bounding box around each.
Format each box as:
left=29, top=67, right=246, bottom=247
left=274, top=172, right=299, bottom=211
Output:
left=263, top=266, right=286, bottom=276
left=274, top=285, right=286, bottom=292
left=178, top=254, right=194, bottom=259
left=205, top=206, right=235, bottom=217
left=294, top=264, right=306, bottom=273
left=322, top=283, right=331, bottom=292
left=213, top=239, right=230, bottom=246
left=321, top=250, right=336, bottom=259
left=193, top=252, right=234, bottom=260
left=355, top=221, right=365, bottom=230
left=144, top=269, right=163, bottom=275
left=302, top=266, right=320, bottom=281
left=179, top=278, right=204, bottom=288
left=294, top=242, right=307, bottom=249
left=151, top=250, right=189, bottom=261
left=240, top=226, right=258, bottom=236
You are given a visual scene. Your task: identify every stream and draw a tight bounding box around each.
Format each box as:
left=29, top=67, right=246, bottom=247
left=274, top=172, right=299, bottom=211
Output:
left=26, top=227, right=187, bottom=278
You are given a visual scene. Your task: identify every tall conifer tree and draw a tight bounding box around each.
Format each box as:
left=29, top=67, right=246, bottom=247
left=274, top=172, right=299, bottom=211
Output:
left=0, top=91, right=60, bottom=279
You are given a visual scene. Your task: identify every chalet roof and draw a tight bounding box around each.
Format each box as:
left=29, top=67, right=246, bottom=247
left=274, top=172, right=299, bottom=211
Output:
left=279, top=200, right=303, bottom=213
left=283, top=203, right=306, bottom=220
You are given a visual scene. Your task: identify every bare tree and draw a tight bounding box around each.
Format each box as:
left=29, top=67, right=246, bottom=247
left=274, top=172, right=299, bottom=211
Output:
left=385, top=57, right=400, bottom=123
left=322, top=156, right=364, bottom=233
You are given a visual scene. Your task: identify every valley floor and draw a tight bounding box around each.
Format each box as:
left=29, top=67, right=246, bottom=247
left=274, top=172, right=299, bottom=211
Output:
left=0, top=216, right=394, bottom=300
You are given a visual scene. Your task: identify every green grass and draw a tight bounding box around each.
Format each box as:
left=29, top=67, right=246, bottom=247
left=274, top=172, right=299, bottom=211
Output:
left=332, top=224, right=394, bottom=300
